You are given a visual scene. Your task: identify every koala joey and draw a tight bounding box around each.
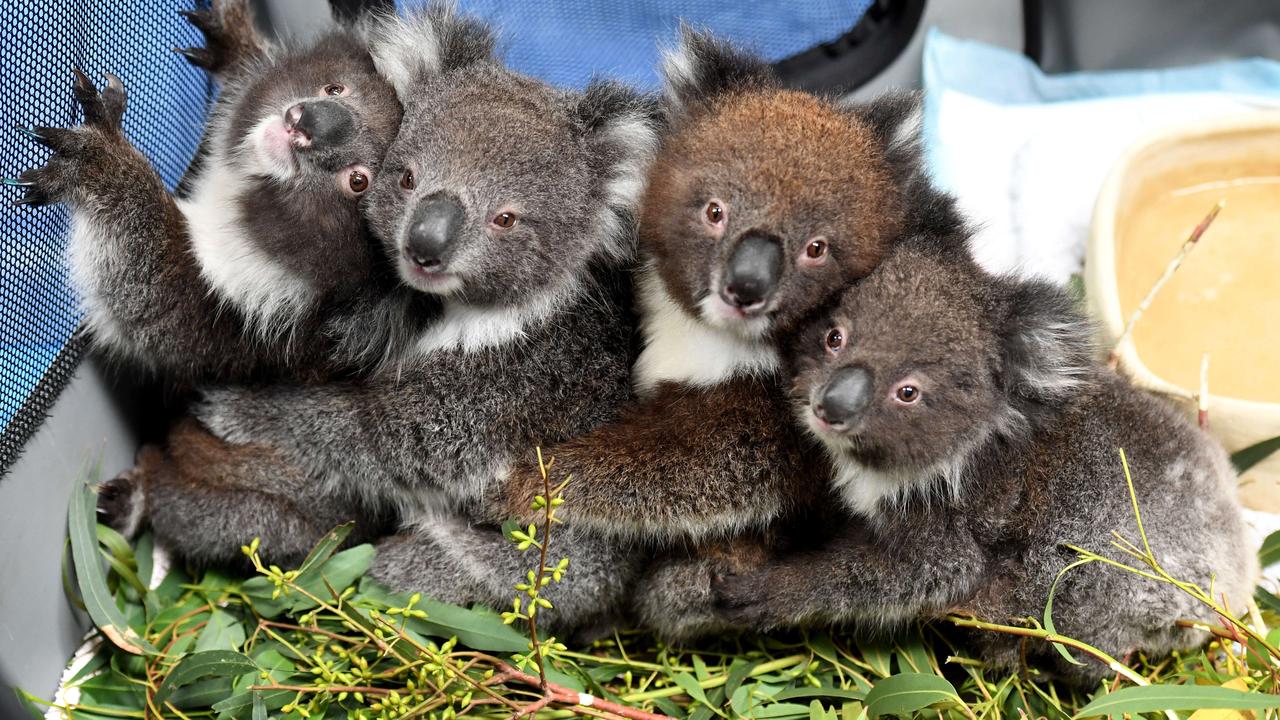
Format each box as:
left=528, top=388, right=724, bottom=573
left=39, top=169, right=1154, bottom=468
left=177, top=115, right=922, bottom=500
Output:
left=110, top=7, right=665, bottom=630
left=705, top=245, right=1257, bottom=684
left=491, top=29, right=969, bottom=551
left=15, top=0, right=435, bottom=382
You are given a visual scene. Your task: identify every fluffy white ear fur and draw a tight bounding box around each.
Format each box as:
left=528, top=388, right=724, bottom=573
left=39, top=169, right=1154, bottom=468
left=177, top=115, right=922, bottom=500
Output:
left=366, top=9, right=447, bottom=98
left=1000, top=280, right=1096, bottom=404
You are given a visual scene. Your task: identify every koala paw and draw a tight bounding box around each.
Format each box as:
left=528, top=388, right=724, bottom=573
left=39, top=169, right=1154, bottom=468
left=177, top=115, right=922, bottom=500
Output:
left=710, top=569, right=787, bottom=628
left=178, top=0, right=261, bottom=75
left=11, top=68, right=128, bottom=207
left=97, top=469, right=145, bottom=539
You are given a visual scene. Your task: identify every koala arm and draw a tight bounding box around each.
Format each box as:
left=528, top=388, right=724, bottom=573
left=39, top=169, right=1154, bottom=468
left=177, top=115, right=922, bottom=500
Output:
left=17, top=71, right=279, bottom=381
left=489, top=376, right=822, bottom=542
left=197, top=302, right=635, bottom=498
left=710, top=512, right=987, bottom=631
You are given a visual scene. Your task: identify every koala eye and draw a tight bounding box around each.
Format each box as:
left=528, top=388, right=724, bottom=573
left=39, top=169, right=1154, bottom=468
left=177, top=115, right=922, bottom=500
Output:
left=800, top=237, right=830, bottom=268
left=492, top=211, right=518, bottom=229
left=323, top=83, right=347, bottom=96
left=824, top=327, right=845, bottom=354
left=338, top=165, right=372, bottom=198
left=400, top=170, right=416, bottom=190
left=704, top=200, right=726, bottom=226
left=895, top=384, right=921, bottom=404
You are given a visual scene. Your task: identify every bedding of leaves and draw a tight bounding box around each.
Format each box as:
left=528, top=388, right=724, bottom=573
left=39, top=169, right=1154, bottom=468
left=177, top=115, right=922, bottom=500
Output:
left=19, top=436, right=1280, bottom=720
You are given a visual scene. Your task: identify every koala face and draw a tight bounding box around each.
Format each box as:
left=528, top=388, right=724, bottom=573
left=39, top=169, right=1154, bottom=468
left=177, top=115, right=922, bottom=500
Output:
left=791, top=247, right=1096, bottom=486
left=642, top=33, right=905, bottom=340
left=227, top=32, right=402, bottom=201
left=790, top=249, right=1006, bottom=476
left=366, top=64, right=656, bottom=307
left=217, top=32, right=403, bottom=296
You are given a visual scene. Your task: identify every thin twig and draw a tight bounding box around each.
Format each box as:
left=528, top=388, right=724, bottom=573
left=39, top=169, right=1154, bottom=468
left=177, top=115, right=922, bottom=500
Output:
left=1108, top=200, right=1223, bottom=370
left=1198, top=352, right=1211, bottom=430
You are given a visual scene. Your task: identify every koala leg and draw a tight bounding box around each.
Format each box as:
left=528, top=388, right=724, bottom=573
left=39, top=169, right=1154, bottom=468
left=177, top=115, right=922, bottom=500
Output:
left=633, top=538, right=774, bottom=642
left=370, top=518, right=640, bottom=637
left=107, top=418, right=380, bottom=569
left=13, top=70, right=258, bottom=379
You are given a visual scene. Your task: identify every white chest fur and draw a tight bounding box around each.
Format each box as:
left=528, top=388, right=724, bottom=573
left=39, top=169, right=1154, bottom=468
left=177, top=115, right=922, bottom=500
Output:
left=632, top=265, right=779, bottom=394
left=180, top=161, right=315, bottom=335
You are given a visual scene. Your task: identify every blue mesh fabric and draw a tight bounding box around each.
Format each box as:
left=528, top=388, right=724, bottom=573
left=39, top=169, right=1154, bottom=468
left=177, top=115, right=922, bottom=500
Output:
left=404, top=0, right=874, bottom=89
left=0, top=1, right=211, bottom=449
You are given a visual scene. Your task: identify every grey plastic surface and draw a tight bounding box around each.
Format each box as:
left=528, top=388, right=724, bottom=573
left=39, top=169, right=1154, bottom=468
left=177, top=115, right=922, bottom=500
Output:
left=0, top=358, right=140, bottom=710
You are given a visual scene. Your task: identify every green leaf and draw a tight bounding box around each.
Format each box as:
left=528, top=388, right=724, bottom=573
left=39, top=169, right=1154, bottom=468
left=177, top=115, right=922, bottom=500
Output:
left=725, top=659, right=758, bottom=702
left=154, top=650, right=257, bottom=705
left=359, top=578, right=529, bottom=652
left=67, top=478, right=157, bottom=655
left=855, top=640, right=893, bottom=678
left=1044, top=558, right=1092, bottom=666
left=1233, top=436, right=1280, bottom=474
left=1259, top=531, right=1280, bottom=568
left=294, top=522, right=354, bottom=577
left=753, top=702, right=813, bottom=718
left=13, top=688, right=46, bottom=719
left=134, top=532, right=155, bottom=589
left=893, top=636, right=933, bottom=675
left=772, top=688, right=866, bottom=703
left=252, top=692, right=267, bottom=720
left=195, top=608, right=247, bottom=652
left=675, top=672, right=715, bottom=709
left=864, top=673, right=960, bottom=718
left=1074, top=684, right=1280, bottom=718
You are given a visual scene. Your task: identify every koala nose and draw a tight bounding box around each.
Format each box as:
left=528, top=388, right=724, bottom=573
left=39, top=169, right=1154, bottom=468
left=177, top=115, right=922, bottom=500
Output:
left=284, top=100, right=355, bottom=148
left=817, top=366, right=872, bottom=427
left=405, top=194, right=464, bottom=270
left=721, top=232, right=783, bottom=310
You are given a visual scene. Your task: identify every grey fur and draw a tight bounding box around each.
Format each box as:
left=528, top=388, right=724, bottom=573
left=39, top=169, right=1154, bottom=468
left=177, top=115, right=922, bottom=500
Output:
left=139, top=7, right=664, bottom=632
left=702, top=246, right=1257, bottom=684
left=17, top=2, right=429, bottom=382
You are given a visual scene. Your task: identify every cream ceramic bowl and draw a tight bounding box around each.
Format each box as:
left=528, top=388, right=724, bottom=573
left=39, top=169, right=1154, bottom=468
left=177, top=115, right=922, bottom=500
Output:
left=1087, top=113, right=1280, bottom=512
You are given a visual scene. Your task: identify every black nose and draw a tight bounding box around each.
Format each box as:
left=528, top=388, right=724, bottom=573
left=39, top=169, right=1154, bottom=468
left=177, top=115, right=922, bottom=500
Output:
left=405, top=194, right=464, bottom=269
left=285, top=100, right=355, bottom=148
left=817, top=366, right=872, bottom=427
left=721, top=232, right=783, bottom=310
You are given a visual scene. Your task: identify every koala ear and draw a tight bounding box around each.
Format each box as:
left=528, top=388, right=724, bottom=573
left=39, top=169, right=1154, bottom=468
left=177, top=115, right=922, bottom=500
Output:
left=572, top=80, right=665, bottom=260
left=846, top=90, right=923, bottom=157
left=659, top=25, right=776, bottom=117
left=365, top=2, right=495, bottom=99
left=997, top=279, right=1096, bottom=409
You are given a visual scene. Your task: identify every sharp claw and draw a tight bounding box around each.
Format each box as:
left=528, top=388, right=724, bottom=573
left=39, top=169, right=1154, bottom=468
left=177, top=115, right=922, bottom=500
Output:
left=0, top=178, right=36, bottom=187
left=173, top=47, right=207, bottom=64
left=14, top=125, right=42, bottom=140
left=13, top=195, right=45, bottom=207
left=71, top=65, right=93, bottom=90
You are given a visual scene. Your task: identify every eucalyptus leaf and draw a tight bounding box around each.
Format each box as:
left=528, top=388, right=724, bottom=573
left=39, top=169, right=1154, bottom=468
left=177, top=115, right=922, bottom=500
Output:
left=1074, top=685, right=1280, bottom=718
left=1259, top=530, right=1280, bottom=568
left=154, top=650, right=258, bottom=705
left=864, top=673, right=960, bottom=718
left=196, top=608, right=247, bottom=652
left=1232, top=435, right=1280, bottom=474
left=68, top=478, right=157, bottom=655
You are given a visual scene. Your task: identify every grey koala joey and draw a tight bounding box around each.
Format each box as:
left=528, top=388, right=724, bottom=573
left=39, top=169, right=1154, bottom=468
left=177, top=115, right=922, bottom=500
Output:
left=704, top=243, right=1257, bottom=685
left=14, top=0, right=436, bottom=383
left=121, top=6, right=667, bottom=632
left=90, top=1, right=497, bottom=562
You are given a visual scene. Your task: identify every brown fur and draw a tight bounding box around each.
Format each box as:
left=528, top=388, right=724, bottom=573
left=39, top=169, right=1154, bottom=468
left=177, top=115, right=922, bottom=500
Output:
left=493, top=376, right=832, bottom=539
left=643, top=89, right=903, bottom=334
